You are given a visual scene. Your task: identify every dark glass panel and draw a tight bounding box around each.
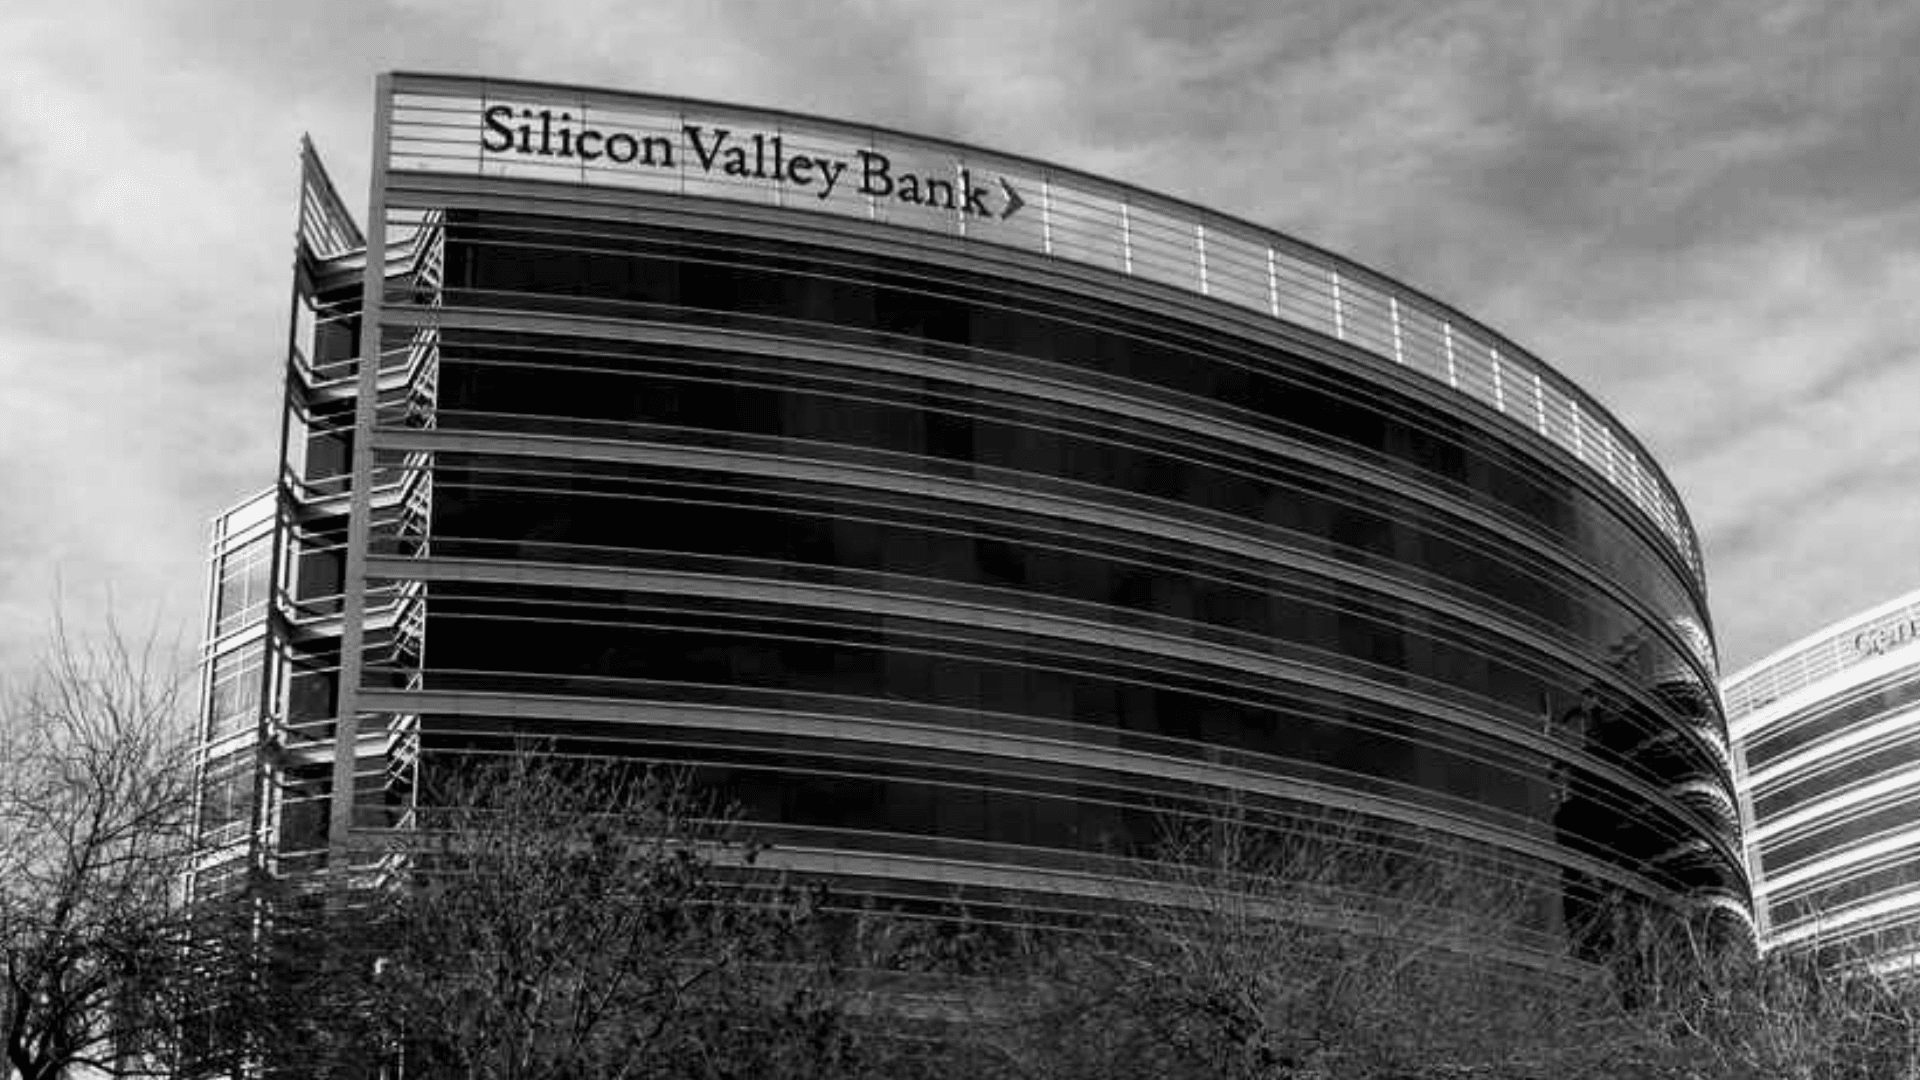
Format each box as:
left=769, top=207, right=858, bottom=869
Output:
left=1744, top=674, right=1920, bottom=771
left=1772, top=858, right=1920, bottom=927
left=1763, top=799, right=1920, bottom=874
left=416, top=604, right=1727, bottom=880
left=423, top=464, right=1724, bottom=794
left=1755, top=731, right=1920, bottom=821
left=434, top=213, right=1702, bottom=618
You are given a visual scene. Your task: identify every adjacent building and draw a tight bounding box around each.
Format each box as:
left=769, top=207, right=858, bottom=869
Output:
left=190, top=73, right=1747, bottom=965
left=1725, top=588, right=1920, bottom=968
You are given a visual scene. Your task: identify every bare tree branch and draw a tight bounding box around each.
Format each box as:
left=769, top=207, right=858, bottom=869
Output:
left=0, top=614, right=198, bottom=1080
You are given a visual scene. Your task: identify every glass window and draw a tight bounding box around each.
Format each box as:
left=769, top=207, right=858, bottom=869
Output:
left=205, top=644, right=263, bottom=740
left=214, top=536, right=271, bottom=638
left=1745, top=674, right=1920, bottom=771
left=197, top=751, right=255, bottom=847
left=1764, top=797, right=1920, bottom=874
left=308, top=285, right=361, bottom=369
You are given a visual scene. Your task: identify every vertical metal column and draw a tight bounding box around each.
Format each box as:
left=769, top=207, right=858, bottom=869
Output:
left=327, top=73, right=394, bottom=889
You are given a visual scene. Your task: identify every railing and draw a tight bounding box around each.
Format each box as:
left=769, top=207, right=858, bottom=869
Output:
left=1725, top=589, right=1920, bottom=721
left=298, top=134, right=365, bottom=261
left=384, top=76, right=1704, bottom=584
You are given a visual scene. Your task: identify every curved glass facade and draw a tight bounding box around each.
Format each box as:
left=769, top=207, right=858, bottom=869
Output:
left=1727, top=589, right=1920, bottom=965
left=203, top=74, right=1746, bottom=963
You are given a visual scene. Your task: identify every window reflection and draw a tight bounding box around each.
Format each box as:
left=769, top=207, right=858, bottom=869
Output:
left=434, top=212, right=1704, bottom=614
left=382, top=207, right=1744, bottom=926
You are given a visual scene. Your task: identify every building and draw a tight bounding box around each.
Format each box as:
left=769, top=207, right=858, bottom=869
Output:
left=1725, top=588, right=1920, bottom=967
left=189, top=72, right=1747, bottom=965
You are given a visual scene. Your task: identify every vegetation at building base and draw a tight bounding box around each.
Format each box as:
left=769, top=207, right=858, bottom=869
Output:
left=993, top=871, right=1920, bottom=1080
left=5, top=621, right=1920, bottom=1078
left=209, top=755, right=1920, bottom=1080
left=232, top=753, right=892, bottom=1080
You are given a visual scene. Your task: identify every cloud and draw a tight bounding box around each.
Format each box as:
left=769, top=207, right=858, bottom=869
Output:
left=1, top=0, right=1915, bottom=680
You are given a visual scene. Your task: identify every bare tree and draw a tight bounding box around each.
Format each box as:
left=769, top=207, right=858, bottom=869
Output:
left=962, top=807, right=1920, bottom=1080
left=979, top=812, right=1675, bottom=1080
left=0, top=620, right=197, bottom=1080
left=275, top=749, right=875, bottom=1080
left=1592, top=917, right=1920, bottom=1080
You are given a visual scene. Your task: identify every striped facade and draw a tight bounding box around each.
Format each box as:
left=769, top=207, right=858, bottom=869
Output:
left=1727, top=589, right=1920, bottom=966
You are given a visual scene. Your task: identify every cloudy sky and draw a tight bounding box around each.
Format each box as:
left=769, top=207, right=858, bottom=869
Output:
left=2, top=0, right=1916, bottom=681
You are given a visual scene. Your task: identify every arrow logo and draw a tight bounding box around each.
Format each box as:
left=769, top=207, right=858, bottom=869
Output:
left=999, top=178, right=1026, bottom=220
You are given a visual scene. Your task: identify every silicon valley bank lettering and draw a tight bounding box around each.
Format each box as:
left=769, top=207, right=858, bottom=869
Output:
left=480, top=105, right=1027, bottom=220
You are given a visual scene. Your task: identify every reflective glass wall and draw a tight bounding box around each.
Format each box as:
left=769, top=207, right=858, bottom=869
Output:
left=352, top=197, right=1741, bottom=946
